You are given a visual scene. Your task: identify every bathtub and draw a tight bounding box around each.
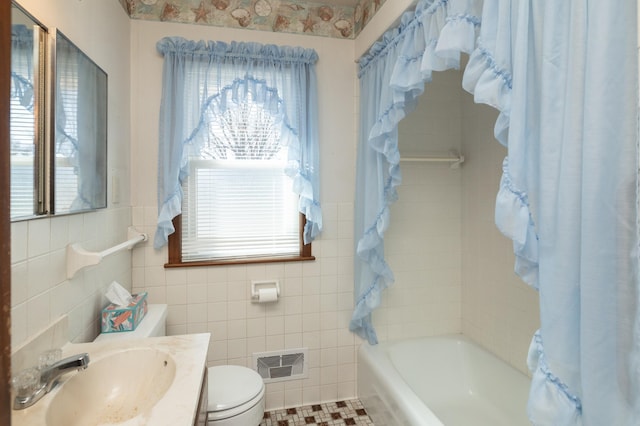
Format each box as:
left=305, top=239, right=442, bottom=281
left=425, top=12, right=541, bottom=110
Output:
left=358, top=334, right=531, bottom=425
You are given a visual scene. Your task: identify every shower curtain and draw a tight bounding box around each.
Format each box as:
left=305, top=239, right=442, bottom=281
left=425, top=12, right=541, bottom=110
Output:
left=351, top=0, right=639, bottom=424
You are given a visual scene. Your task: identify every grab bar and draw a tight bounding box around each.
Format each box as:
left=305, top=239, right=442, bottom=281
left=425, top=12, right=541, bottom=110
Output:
left=66, top=226, right=147, bottom=279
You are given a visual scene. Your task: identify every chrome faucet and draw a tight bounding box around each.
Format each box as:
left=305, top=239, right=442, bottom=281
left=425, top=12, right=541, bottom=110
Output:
left=13, top=353, right=90, bottom=410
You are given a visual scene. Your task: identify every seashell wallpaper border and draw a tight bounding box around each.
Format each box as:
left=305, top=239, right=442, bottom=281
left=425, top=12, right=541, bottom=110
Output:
left=117, top=0, right=387, bottom=39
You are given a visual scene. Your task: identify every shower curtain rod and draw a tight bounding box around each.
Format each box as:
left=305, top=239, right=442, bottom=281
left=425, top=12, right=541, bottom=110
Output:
left=400, top=151, right=465, bottom=168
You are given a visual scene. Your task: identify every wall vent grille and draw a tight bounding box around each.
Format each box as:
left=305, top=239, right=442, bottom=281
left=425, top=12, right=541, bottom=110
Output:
left=253, top=348, right=308, bottom=383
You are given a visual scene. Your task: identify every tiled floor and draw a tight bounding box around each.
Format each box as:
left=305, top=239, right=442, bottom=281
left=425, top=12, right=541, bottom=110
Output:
left=260, top=399, right=374, bottom=425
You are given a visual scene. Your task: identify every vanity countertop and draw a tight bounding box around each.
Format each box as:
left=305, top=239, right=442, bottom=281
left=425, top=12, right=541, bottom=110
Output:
left=11, top=332, right=210, bottom=426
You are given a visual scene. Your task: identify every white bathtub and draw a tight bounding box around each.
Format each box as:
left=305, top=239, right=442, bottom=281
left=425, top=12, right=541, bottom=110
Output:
left=358, top=334, right=531, bottom=425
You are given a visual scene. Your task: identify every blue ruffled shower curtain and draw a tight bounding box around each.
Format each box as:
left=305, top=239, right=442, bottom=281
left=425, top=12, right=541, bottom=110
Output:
left=154, top=37, right=322, bottom=249
left=351, top=0, right=639, bottom=424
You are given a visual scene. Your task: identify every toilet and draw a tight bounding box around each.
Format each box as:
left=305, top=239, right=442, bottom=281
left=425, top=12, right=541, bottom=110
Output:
left=95, top=304, right=266, bottom=425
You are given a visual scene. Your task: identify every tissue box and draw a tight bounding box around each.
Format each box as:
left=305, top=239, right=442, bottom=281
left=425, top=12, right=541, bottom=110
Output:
left=101, top=292, right=148, bottom=333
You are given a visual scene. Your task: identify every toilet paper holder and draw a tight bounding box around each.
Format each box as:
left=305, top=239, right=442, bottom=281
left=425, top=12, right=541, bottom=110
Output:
left=251, top=280, right=280, bottom=302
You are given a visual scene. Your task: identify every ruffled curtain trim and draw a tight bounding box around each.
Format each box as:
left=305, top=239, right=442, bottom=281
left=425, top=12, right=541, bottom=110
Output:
left=462, top=42, right=512, bottom=146
left=351, top=0, right=484, bottom=344
left=459, top=21, right=539, bottom=286
left=155, top=185, right=183, bottom=249
left=156, top=36, right=319, bottom=65
left=494, top=157, right=539, bottom=288
left=527, top=331, right=583, bottom=425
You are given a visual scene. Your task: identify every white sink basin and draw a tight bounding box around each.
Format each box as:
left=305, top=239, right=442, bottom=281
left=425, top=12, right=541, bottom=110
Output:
left=46, top=348, right=177, bottom=426
left=12, top=333, right=210, bottom=426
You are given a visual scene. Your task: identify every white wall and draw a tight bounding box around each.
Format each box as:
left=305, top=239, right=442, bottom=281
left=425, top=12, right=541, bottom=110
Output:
left=460, top=88, right=540, bottom=374
left=374, top=70, right=463, bottom=341
left=128, top=20, right=359, bottom=410
left=11, top=0, right=132, bottom=355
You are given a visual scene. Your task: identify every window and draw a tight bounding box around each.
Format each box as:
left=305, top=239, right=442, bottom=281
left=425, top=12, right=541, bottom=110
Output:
left=156, top=38, right=322, bottom=266
left=168, top=94, right=312, bottom=265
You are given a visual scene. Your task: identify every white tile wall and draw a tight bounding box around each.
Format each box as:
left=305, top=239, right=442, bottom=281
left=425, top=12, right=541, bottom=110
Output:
left=374, top=70, right=464, bottom=342
left=460, top=89, right=540, bottom=374
left=130, top=202, right=358, bottom=409
left=130, top=202, right=358, bottom=410
left=10, top=0, right=132, bottom=373
left=11, top=207, right=134, bottom=356
left=376, top=68, right=539, bottom=375
left=129, top=21, right=359, bottom=410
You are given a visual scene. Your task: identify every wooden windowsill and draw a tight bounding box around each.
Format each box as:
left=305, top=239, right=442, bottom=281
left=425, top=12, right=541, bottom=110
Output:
left=167, top=213, right=314, bottom=268
left=165, top=255, right=315, bottom=268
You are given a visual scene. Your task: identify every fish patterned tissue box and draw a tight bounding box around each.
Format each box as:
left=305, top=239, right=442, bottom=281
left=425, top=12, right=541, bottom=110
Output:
left=101, top=292, right=148, bottom=333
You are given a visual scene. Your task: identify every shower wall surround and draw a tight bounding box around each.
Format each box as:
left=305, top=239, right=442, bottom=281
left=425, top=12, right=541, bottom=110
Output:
left=379, top=69, right=540, bottom=375
left=374, top=70, right=464, bottom=342
left=460, top=89, right=540, bottom=375
left=10, top=0, right=132, bottom=356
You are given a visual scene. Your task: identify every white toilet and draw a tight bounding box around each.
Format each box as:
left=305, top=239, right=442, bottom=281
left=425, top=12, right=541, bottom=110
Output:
left=95, top=304, right=266, bottom=425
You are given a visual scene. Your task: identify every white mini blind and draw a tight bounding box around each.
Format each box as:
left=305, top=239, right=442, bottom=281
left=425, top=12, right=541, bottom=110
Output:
left=182, top=159, right=299, bottom=261
left=10, top=96, right=36, bottom=219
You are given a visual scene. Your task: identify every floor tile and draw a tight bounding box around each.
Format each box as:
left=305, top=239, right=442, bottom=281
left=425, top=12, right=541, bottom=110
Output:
left=260, top=399, right=374, bottom=426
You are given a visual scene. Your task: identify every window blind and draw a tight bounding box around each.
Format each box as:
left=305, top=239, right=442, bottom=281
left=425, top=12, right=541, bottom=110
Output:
left=182, top=159, right=299, bottom=261
left=10, top=29, right=36, bottom=219
left=10, top=89, right=36, bottom=219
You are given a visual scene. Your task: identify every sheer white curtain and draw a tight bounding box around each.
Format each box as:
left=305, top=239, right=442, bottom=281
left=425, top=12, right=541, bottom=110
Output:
left=352, top=0, right=639, bottom=424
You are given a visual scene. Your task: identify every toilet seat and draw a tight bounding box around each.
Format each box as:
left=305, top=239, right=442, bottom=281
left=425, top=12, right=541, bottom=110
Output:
left=207, top=365, right=265, bottom=423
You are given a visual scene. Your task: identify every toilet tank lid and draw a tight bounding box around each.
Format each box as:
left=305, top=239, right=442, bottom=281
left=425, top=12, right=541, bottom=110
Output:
left=94, top=304, right=167, bottom=341
left=207, top=365, right=264, bottom=412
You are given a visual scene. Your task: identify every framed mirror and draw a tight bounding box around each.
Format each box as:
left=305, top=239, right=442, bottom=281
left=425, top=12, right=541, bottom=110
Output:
left=10, top=1, right=108, bottom=220
left=10, top=3, right=46, bottom=220
left=52, top=30, right=108, bottom=214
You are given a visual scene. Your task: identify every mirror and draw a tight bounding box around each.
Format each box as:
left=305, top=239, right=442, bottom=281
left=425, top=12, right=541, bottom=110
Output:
left=52, top=30, right=108, bottom=214
left=10, top=3, right=46, bottom=220
left=10, top=1, right=108, bottom=220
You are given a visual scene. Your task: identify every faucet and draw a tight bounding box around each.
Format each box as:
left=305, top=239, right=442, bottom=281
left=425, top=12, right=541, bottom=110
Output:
left=13, top=353, right=90, bottom=410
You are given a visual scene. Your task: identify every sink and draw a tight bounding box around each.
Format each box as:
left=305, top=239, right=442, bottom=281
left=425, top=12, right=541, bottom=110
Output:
left=45, top=348, right=177, bottom=426
left=12, top=333, right=209, bottom=426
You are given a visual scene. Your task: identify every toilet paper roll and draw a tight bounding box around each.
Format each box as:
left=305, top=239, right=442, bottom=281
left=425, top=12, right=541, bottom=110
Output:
left=256, top=287, right=278, bottom=303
